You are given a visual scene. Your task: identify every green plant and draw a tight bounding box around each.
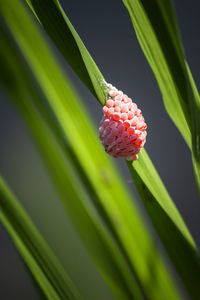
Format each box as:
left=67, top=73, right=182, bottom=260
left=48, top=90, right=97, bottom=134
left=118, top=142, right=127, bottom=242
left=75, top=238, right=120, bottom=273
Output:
left=0, top=0, right=199, bottom=299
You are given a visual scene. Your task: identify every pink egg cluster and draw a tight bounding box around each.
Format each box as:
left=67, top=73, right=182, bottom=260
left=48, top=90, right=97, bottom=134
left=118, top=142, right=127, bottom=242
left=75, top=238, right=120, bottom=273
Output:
left=99, top=83, right=147, bottom=161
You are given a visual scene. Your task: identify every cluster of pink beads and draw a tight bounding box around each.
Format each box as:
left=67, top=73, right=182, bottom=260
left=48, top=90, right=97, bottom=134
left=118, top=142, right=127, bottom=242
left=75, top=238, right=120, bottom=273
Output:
left=99, top=83, right=147, bottom=161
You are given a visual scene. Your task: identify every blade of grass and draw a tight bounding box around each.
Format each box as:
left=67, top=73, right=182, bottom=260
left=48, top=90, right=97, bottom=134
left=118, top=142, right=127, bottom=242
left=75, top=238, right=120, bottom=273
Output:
left=24, top=0, right=200, bottom=298
left=121, top=0, right=200, bottom=194
left=0, top=25, right=142, bottom=300
left=26, top=0, right=106, bottom=104
left=121, top=2, right=200, bottom=296
left=0, top=1, right=182, bottom=299
left=0, top=176, right=82, bottom=300
left=127, top=150, right=200, bottom=300
left=122, top=0, right=192, bottom=147
left=186, top=64, right=200, bottom=188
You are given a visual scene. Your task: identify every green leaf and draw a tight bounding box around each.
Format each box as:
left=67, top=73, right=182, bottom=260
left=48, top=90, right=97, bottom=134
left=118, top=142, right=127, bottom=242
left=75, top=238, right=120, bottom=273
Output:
left=122, top=0, right=192, bottom=147
left=186, top=64, right=200, bottom=189
left=121, top=1, right=200, bottom=297
left=127, top=150, right=200, bottom=300
left=26, top=0, right=106, bottom=104
left=121, top=0, right=200, bottom=194
left=0, top=1, right=182, bottom=299
left=0, top=23, right=141, bottom=300
left=24, top=0, right=200, bottom=298
left=0, top=176, right=81, bottom=300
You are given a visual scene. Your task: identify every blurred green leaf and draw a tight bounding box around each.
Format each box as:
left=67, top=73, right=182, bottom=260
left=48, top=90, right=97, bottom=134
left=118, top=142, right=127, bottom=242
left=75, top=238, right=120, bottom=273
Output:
left=0, top=176, right=81, bottom=300
left=0, top=23, right=141, bottom=300
left=0, top=1, right=182, bottom=299
left=24, top=0, right=200, bottom=298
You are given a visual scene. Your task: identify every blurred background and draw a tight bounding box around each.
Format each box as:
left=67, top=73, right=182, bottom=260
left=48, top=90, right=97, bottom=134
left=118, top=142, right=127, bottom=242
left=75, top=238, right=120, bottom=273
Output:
left=0, top=0, right=200, bottom=299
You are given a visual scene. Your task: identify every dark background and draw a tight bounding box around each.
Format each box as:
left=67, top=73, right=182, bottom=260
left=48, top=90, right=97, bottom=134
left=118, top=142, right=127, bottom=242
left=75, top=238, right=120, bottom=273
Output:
left=0, top=0, right=200, bottom=299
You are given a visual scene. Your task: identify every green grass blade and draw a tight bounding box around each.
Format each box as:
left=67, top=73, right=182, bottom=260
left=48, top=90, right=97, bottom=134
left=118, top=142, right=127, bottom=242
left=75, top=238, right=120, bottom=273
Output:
left=121, top=0, right=200, bottom=193
left=26, top=0, right=106, bottom=104
left=127, top=150, right=200, bottom=300
left=0, top=26, right=141, bottom=300
left=121, top=1, right=200, bottom=296
left=186, top=64, right=200, bottom=190
left=0, top=176, right=81, bottom=300
left=122, top=0, right=192, bottom=147
left=23, top=0, right=200, bottom=298
left=0, top=1, right=182, bottom=299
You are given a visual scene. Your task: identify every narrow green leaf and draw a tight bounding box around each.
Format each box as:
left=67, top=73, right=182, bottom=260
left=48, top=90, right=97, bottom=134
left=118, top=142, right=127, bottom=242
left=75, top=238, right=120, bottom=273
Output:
left=122, top=0, right=200, bottom=193
left=0, top=176, right=81, bottom=300
left=26, top=0, right=106, bottom=104
left=127, top=150, right=200, bottom=300
left=121, top=1, right=200, bottom=297
left=122, top=0, right=192, bottom=147
left=0, top=24, right=141, bottom=300
left=186, top=64, right=200, bottom=190
left=0, top=1, right=182, bottom=299
left=24, top=0, right=200, bottom=298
